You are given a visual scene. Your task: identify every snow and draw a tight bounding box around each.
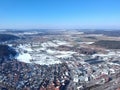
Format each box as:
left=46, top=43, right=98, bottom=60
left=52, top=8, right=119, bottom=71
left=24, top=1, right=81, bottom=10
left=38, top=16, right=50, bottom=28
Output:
left=92, top=54, right=107, bottom=58
left=58, top=51, right=75, bottom=54
left=8, top=44, right=13, bottom=47
left=17, top=53, right=32, bottom=63
left=109, top=69, right=115, bottom=74
left=16, top=44, right=61, bottom=65
left=41, top=40, right=69, bottom=48
left=46, top=49, right=76, bottom=58
left=55, top=54, right=72, bottom=58
left=46, top=49, right=75, bottom=55
left=23, top=32, right=39, bottom=35
left=53, top=40, right=68, bottom=45
left=108, top=62, right=120, bottom=66
left=46, top=49, right=56, bottom=54
left=19, top=44, right=33, bottom=52
left=108, top=52, right=116, bottom=55
left=31, top=54, right=61, bottom=65
left=15, top=40, right=75, bottom=65
left=41, top=41, right=58, bottom=48
left=92, top=51, right=120, bottom=58
left=33, top=59, right=61, bottom=65
left=73, top=78, right=78, bottom=83
left=79, top=42, right=94, bottom=44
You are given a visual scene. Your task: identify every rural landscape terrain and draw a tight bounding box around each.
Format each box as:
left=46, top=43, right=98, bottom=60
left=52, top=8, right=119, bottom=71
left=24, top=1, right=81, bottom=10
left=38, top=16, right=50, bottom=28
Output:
left=0, top=29, right=120, bottom=90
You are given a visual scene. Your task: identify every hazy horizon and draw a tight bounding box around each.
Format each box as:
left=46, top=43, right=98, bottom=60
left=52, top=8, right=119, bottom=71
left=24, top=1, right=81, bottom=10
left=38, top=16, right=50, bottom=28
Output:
left=0, top=0, right=120, bottom=29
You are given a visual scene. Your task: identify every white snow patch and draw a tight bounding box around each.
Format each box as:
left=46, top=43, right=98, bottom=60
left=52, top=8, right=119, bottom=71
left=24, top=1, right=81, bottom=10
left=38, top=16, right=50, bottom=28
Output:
left=17, top=53, right=32, bottom=63
left=79, top=42, right=94, bottom=44
left=23, top=32, right=39, bottom=35
left=41, top=41, right=58, bottom=48
left=41, top=40, right=70, bottom=48
left=46, top=49, right=76, bottom=58
left=46, top=49, right=56, bottom=54
left=53, top=40, right=68, bottom=45
left=31, top=54, right=61, bottom=65
left=19, top=44, right=33, bottom=52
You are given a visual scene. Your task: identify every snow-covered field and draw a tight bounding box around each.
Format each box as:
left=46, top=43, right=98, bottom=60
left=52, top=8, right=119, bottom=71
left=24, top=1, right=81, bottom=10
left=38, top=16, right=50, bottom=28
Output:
left=41, top=40, right=69, bottom=48
left=15, top=40, right=72, bottom=65
left=19, top=44, right=33, bottom=52
left=46, top=49, right=76, bottom=59
left=79, top=42, right=94, bottom=45
left=92, top=51, right=120, bottom=58
left=17, top=53, right=32, bottom=63
left=31, top=54, right=61, bottom=65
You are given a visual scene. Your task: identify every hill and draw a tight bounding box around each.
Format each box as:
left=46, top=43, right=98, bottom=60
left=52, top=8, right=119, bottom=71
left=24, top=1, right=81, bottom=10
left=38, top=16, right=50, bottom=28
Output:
left=0, top=45, right=17, bottom=63
left=0, top=34, right=19, bottom=42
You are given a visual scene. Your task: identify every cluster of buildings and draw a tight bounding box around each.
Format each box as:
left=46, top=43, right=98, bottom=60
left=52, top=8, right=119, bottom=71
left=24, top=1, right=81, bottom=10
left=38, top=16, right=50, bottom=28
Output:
left=0, top=60, right=71, bottom=90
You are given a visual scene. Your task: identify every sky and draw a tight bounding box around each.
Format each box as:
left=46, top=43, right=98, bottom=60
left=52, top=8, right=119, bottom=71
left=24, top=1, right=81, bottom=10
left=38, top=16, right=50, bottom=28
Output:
left=0, top=0, right=120, bottom=29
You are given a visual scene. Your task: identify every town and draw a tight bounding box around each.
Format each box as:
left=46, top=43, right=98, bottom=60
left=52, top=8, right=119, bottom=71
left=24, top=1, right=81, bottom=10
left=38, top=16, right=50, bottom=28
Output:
left=0, top=30, right=120, bottom=90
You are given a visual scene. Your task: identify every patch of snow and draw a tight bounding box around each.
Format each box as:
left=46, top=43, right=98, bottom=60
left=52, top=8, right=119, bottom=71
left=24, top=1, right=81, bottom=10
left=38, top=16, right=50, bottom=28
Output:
left=92, top=54, right=107, bottom=58
left=79, top=42, right=94, bottom=44
left=41, top=41, right=58, bottom=48
left=31, top=54, right=61, bottom=65
left=41, top=40, right=70, bottom=48
left=108, top=52, right=116, bottom=55
left=23, top=32, right=39, bottom=35
left=53, top=40, right=69, bottom=45
left=17, top=53, right=32, bottom=63
left=18, top=44, right=33, bottom=52
left=46, top=49, right=76, bottom=58
left=46, top=49, right=56, bottom=54
left=55, top=54, right=72, bottom=58
left=34, top=59, right=61, bottom=65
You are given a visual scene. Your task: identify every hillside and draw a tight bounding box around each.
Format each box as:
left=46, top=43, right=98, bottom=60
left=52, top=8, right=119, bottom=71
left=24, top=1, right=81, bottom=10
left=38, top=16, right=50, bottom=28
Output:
left=0, top=45, right=17, bottom=63
left=0, top=34, right=19, bottom=42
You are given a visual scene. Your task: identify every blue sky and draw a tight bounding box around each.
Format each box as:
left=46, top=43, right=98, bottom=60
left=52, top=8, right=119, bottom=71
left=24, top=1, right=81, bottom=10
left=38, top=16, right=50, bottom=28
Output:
left=0, top=0, right=120, bottom=29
